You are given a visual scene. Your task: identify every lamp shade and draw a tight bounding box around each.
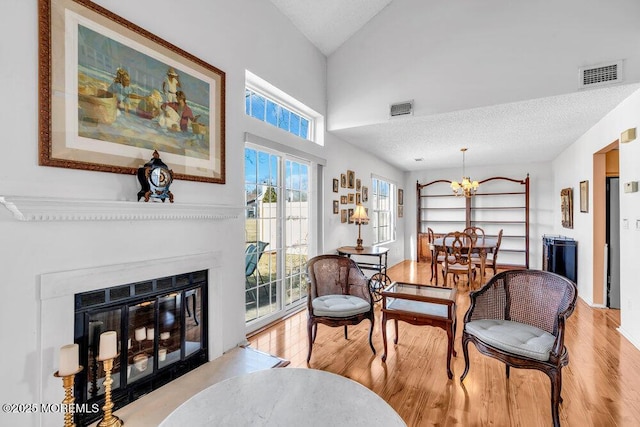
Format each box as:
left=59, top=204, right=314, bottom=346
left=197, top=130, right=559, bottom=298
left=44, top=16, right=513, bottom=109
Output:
left=350, top=204, right=369, bottom=223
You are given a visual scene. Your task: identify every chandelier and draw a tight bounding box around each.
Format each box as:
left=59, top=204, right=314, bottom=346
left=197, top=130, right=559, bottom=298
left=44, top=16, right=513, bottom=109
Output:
left=450, top=148, right=479, bottom=197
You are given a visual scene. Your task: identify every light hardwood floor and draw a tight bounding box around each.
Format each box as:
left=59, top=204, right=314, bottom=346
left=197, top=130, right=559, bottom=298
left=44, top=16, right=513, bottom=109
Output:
left=249, top=260, right=640, bottom=426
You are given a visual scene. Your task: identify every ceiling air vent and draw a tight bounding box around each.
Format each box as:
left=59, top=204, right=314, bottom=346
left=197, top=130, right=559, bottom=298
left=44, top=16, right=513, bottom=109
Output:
left=390, top=100, right=413, bottom=118
left=579, top=60, right=623, bottom=88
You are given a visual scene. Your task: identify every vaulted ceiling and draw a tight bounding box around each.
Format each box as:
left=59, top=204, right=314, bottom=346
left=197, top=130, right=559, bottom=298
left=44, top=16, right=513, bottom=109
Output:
left=270, top=0, right=640, bottom=170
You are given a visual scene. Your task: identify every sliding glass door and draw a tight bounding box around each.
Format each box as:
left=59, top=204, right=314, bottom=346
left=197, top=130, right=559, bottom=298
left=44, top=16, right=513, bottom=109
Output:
left=244, top=147, right=310, bottom=327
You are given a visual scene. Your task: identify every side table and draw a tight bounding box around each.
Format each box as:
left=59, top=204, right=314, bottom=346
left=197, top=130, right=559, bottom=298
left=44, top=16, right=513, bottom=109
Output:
left=381, top=282, right=457, bottom=379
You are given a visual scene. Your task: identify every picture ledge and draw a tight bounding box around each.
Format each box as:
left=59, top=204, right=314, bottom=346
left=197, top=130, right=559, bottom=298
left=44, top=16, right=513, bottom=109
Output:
left=0, top=196, right=243, bottom=222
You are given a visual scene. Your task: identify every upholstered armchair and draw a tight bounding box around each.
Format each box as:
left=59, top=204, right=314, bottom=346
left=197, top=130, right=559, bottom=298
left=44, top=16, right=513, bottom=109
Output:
left=305, top=255, right=376, bottom=362
left=460, top=270, right=577, bottom=427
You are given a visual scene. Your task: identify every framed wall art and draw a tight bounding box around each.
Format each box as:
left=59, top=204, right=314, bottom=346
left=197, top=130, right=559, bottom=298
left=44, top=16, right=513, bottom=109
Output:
left=340, top=209, right=347, bottom=223
left=341, top=174, right=347, bottom=188
left=362, top=186, right=368, bottom=202
left=333, top=178, right=339, bottom=193
left=398, top=188, right=404, bottom=205
left=340, top=195, right=347, bottom=204
left=333, top=200, right=339, bottom=214
left=561, top=187, right=573, bottom=229
left=356, top=179, right=361, bottom=191
left=39, top=0, right=226, bottom=183
left=580, top=180, right=589, bottom=213
left=348, top=193, right=355, bottom=204
left=347, top=170, right=355, bottom=188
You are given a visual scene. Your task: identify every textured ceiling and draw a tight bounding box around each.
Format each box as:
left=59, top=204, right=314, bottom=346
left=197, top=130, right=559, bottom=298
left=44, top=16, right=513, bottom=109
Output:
left=269, top=0, right=640, bottom=171
left=333, top=84, right=640, bottom=170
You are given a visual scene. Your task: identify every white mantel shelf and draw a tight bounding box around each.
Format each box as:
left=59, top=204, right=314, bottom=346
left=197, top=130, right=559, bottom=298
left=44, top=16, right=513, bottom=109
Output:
left=0, top=196, right=243, bottom=221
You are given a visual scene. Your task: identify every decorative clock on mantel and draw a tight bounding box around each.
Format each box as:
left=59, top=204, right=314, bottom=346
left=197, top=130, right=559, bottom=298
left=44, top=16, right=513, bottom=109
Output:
left=137, top=150, right=174, bottom=203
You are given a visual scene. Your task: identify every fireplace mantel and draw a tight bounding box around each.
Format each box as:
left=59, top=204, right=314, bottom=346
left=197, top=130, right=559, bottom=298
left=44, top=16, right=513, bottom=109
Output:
left=0, top=195, right=242, bottom=221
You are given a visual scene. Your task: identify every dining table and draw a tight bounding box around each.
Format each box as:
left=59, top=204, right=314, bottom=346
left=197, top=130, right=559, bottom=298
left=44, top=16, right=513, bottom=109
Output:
left=431, top=235, right=498, bottom=286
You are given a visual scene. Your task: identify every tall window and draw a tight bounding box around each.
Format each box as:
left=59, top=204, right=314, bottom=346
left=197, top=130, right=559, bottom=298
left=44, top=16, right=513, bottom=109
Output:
left=244, top=147, right=310, bottom=329
left=372, top=177, right=395, bottom=244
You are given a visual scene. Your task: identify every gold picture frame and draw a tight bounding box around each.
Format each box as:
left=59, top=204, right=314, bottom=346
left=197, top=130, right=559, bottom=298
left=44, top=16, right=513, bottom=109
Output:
left=39, top=0, right=226, bottom=183
left=580, top=180, right=589, bottom=213
left=347, top=170, right=355, bottom=188
left=561, top=187, right=573, bottom=228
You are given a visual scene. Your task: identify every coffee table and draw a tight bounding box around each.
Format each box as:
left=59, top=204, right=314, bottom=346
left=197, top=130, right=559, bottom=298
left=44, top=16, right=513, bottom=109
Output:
left=381, top=282, right=457, bottom=379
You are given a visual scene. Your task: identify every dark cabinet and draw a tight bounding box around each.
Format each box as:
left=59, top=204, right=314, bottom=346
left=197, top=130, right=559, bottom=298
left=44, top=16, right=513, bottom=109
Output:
left=542, top=235, right=577, bottom=283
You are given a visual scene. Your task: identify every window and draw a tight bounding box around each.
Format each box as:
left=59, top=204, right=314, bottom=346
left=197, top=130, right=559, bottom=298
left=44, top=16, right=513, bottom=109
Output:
left=244, top=146, right=310, bottom=329
left=371, top=177, right=395, bottom=244
left=245, top=70, right=324, bottom=145
left=245, top=88, right=310, bottom=140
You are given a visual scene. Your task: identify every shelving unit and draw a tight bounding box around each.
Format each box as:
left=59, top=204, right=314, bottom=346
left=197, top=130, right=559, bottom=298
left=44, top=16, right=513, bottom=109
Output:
left=417, top=175, right=529, bottom=269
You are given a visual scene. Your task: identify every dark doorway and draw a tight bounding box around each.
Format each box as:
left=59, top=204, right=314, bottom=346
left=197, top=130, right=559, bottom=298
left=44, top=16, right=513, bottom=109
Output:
left=606, top=177, right=620, bottom=308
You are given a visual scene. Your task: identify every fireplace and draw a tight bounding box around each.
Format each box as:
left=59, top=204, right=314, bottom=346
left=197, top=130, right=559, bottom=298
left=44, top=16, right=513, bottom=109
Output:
left=39, top=251, right=225, bottom=427
left=73, top=270, right=208, bottom=425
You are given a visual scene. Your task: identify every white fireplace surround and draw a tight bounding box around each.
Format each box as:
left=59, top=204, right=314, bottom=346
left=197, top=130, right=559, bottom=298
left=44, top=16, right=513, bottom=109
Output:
left=39, top=252, right=224, bottom=425
left=1, top=195, right=241, bottom=424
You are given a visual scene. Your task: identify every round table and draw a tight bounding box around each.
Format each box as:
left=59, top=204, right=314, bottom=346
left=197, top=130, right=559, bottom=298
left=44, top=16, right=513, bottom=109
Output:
left=160, top=368, right=406, bottom=427
left=432, top=236, right=498, bottom=285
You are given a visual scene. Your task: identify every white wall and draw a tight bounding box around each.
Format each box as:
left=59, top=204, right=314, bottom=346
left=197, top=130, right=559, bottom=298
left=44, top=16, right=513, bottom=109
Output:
left=0, top=1, right=335, bottom=425
left=322, top=132, right=406, bottom=267
left=552, top=88, right=640, bottom=347
left=405, top=161, right=554, bottom=269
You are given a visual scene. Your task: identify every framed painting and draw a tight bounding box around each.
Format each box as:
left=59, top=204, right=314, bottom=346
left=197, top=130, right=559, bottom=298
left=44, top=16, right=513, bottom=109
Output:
left=561, top=188, right=573, bottom=229
left=347, top=170, right=355, bottom=188
left=356, top=179, right=361, bottom=191
left=398, top=189, right=404, bottom=205
left=39, top=0, right=225, bottom=183
left=340, top=174, right=347, bottom=188
left=398, top=205, right=404, bottom=218
left=580, top=180, right=589, bottom=213
left=333, top=200, right=339, bottom=214
left=340, top=209, right=347, bottom=223
left=333, top=178, right=339, bottom=193
left=362, top=186, right=368, bottom=202
left=340, top=195, right=347, bottom=204
left=348, top=208, right=354, bottom=224
left=348, top=193, right=355, bottom=204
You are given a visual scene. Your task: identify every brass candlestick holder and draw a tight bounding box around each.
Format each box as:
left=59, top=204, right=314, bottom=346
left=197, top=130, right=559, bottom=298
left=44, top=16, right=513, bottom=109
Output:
left=97, top=356, right=124, bottom=427
left=54, top=366, right=83, bottom=427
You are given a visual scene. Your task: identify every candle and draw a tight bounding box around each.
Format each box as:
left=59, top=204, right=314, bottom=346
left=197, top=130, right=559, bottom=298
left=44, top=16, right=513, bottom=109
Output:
left=146, top=328, right=155, bottom=341
left=134, top=327, right=146, bottom=341
left=59, top=344, right=79, bottom=376
left=99, top=331, right=118, bottom=360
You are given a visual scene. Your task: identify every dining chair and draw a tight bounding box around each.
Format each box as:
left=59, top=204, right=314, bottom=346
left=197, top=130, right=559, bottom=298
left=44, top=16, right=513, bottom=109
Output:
left=469, top=228, right=503, bottom=277
left=427, top=228, right=447, bottom=282
left=305, top=255, right=376, bottom=362
left=463, top=226, right=485, bottom=243
left=441, top=231, right=478, bottom=287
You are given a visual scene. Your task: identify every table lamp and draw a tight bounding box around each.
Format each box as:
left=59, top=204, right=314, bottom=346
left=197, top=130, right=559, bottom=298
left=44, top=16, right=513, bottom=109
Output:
left=350, top=203, right=369, bottom=250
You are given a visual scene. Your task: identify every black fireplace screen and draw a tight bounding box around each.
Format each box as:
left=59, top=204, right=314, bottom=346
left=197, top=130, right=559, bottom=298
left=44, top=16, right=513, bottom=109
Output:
left=74, top=270, right=208, bottom=425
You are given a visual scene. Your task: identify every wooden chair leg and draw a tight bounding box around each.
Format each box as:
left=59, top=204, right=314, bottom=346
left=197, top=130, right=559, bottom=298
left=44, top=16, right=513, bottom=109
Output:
left=548, top=368, right=562, bottom=427
left=306, top=319, right=315, bottom=362
left=367, top=315, right=376, bottom=355
left=460, top=335, right=471, bottom=382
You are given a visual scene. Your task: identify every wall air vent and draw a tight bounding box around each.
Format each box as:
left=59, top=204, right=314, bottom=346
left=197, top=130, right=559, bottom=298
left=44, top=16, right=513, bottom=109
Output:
left=390, top=100, right=413, bottom=118
left=579, top=60, right=623, bottom=89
